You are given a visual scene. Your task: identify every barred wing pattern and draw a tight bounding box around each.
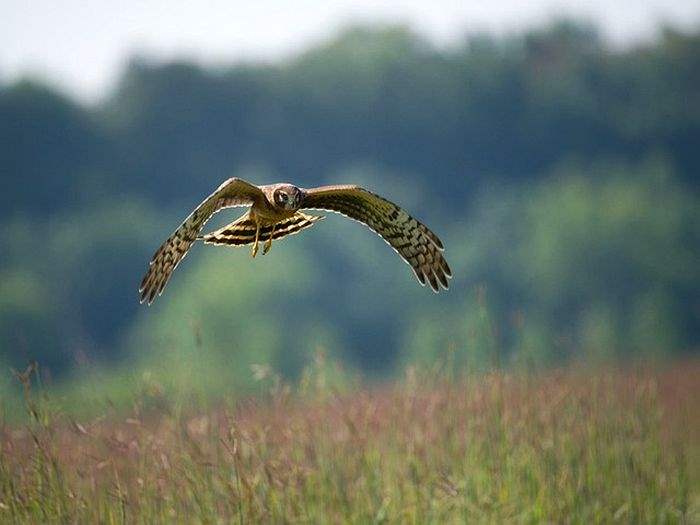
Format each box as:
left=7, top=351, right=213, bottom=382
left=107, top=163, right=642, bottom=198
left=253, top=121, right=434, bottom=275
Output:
left=201, top=212, right=324, bottom=246
left=139, top=178, right=264, bottom=304
left=302, top=185, right=451, bottom=292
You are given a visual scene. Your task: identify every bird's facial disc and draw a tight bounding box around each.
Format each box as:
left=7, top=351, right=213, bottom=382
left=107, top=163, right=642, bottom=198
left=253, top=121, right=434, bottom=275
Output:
left=274, top=187, right=301, bottom=210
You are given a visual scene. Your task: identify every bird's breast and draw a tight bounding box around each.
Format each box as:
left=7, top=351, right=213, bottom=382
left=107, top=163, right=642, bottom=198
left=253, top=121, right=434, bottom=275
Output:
left=251, top=202, right=296, bottom=222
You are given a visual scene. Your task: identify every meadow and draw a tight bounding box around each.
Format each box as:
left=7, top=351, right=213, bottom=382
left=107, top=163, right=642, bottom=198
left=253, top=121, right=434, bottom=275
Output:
left=1, top=359, right=697, bottom=523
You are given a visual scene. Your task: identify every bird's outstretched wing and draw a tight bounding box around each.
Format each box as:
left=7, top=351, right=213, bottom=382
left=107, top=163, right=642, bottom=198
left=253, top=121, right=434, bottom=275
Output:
left=301, top=185, right=451, bottom=291
left=139, top=178, right=265, bottom=304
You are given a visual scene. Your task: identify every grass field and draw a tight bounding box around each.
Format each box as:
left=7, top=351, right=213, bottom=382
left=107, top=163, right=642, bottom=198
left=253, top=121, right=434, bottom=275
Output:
left=1, top=360, right=698, bottom=523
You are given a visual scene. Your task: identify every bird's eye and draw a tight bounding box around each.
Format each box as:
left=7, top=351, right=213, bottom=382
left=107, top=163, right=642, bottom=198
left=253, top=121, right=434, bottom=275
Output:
left=275, top=191, right=288, bottom=204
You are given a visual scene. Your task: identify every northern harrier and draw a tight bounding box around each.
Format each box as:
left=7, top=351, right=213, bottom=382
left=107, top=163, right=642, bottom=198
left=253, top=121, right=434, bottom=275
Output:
left=139, top=178, right=451, bottom=304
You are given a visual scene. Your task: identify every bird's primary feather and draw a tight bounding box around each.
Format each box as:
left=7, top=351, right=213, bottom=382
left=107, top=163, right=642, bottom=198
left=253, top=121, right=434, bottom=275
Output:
left=139, top=178, right=264, bottom=304
left=301, top=185, right=451, bottom=292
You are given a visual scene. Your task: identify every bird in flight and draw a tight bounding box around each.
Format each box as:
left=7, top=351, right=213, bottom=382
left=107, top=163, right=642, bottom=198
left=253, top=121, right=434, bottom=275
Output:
left=139, top=178, right=451, bottom=304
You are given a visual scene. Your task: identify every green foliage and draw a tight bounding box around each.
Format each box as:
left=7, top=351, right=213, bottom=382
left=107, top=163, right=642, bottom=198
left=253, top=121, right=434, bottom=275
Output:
left=0, top=82, right=110, bottom=216
left=1, top=21, right=700, bottom=385
left=0, top=200, right=159, bottom=371
left=401, top=158, right=700, bottom=368
left=513, top=159, right=699, bottom=361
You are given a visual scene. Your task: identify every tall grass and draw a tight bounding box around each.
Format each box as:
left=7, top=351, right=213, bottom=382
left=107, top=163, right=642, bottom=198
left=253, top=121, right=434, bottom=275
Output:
left=1, top=359, right=698, bottom=523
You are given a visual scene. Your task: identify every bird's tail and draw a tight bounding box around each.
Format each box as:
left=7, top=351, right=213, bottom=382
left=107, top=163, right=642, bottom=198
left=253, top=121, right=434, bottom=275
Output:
left=199, top=211, right=324, bottom=246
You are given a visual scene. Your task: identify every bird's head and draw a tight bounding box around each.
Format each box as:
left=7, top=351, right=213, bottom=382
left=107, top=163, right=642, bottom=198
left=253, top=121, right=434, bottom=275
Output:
left=272, top=184, right=303, bottom=211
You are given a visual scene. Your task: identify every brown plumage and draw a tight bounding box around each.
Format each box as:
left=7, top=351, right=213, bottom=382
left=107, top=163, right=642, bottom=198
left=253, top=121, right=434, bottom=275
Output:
left=139, top=178, right=451, bottom=304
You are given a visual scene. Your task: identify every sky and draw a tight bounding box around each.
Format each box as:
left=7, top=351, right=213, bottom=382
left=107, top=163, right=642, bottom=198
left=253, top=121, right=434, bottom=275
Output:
left=2, top=0, right=699, bottom=103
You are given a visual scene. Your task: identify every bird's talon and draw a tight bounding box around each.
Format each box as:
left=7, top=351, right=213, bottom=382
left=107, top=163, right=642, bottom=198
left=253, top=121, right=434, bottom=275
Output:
left=251, top=218, right=261, bottom=257
left=263, top=224, right=276, bottom=255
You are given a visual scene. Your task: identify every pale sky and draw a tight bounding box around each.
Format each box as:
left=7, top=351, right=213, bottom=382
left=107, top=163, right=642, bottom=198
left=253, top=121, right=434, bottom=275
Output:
left=2, top=0, right=699, bottom=103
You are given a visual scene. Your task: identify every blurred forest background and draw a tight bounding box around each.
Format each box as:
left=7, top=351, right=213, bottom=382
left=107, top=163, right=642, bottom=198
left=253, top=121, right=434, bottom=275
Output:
left=1, top=21, right=699, bottom=406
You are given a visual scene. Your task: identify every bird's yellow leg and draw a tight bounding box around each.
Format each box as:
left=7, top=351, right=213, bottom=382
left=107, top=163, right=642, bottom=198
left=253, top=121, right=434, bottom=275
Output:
left=251, top=219, right=261, bottom=258
left=263, top=223, right=276, bottom=255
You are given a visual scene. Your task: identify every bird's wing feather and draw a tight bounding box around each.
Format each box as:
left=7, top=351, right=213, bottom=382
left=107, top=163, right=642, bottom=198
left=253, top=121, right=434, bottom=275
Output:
left=200, top=212, right=324, bottom=246
left=301, top=185, right=451, bottom=291
left=139, top=178, right=264, bottom=304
